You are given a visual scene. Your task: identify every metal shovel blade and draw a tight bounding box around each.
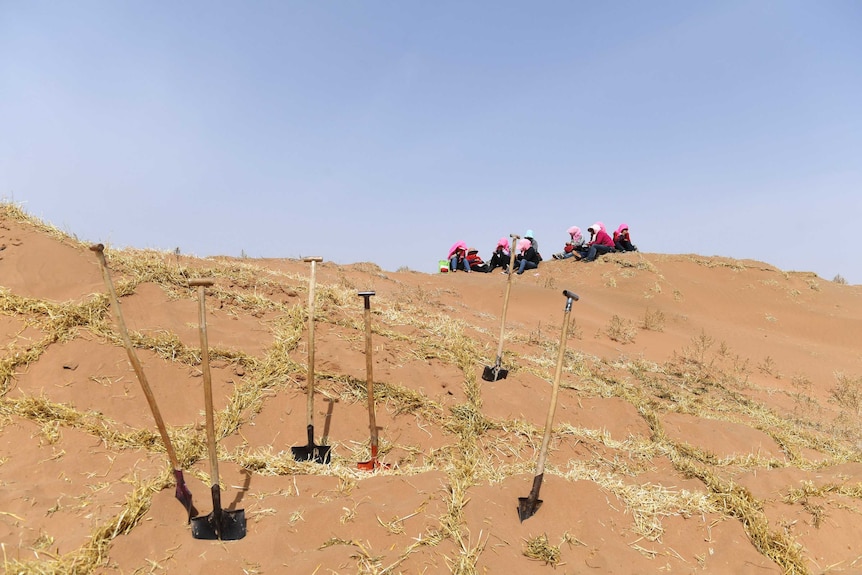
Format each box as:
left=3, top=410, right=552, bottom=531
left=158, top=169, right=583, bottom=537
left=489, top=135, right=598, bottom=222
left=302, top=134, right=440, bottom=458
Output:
left=173, top=469, right=197, bottom=522
left=357, top=458, right=391, bottom=471
left=517, top=474, right=545, bottom=522
left=291, top=425, right=331, bottom=464
left=517, top=495, right=543, bottom=522
left=191, top=486, right=247, bottom=541
left=357, top=448, right=390, bottom=472
left=482, top=364, right=508, bottom=382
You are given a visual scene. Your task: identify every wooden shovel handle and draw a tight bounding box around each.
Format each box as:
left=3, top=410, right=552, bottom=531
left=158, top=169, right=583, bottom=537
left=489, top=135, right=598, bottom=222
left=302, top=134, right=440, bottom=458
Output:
left=359, top=292, right=378, bottom=449
left=532, top=290, right=579, bottom=477
left=305, top=258, right=323, bottom=426
left=89, top=244, right=182, bottom=471
left=194, top=280, right=220, bottom=487
left=492, top=234, right=520, bottom=362
left=189, top=279, right=214, bottom=287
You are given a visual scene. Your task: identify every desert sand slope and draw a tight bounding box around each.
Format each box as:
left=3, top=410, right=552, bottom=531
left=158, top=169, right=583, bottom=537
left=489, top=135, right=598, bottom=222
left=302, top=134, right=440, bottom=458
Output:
left=2, top=203, right=862, bottom=575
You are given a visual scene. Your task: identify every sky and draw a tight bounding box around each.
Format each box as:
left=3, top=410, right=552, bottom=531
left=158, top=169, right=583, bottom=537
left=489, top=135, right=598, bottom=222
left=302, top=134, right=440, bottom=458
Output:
left=2, top=1, right=861, bottom=284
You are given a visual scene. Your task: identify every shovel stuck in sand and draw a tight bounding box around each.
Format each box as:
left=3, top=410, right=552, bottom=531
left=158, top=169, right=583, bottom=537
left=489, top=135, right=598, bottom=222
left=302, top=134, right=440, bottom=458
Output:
left=356, top=291, right=390, bottom=471
left=482, top=234, right=520, bottom=382
left=291, top=257, right=331, bottom=464
left=188, top=279, right=246, bottom=541
left=518, top=289, right=580, bottom=522
left=90, top=244, right=196, bottom=521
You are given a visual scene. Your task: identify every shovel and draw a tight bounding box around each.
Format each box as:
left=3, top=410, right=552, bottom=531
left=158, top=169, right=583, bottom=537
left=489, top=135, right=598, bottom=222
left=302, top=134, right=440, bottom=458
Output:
left=483, top=234, right=520, bottom=382
left=356, top=291, right=390, bottom=471
left=90, top=244, right=195, bottom=521
left=188, top=279, right=246, bottom=540
left=518, top=289, right=580, bottom=522
left=291, top=257, right=331, bottom=464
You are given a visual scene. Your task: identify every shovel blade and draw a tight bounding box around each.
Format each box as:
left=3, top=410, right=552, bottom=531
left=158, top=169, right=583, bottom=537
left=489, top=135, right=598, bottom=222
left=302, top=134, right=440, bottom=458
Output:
left=191, top=509, right=247, bottom=541
left=173, top=469, right=196, bottom=522
left=518, top=473, right=545, bottom=522
left=517, top=496, right=543, bottom=522
left=357, top=458, right=391, bottom=471
left=482, top=364, right=508, bottom=382
left=291, top=444, right=332, bottom=464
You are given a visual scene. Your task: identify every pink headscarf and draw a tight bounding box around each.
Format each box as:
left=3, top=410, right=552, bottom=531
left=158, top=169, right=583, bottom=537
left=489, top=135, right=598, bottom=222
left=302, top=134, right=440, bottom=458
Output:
left=496, top=237, right=509, bottom=250
left=517, top=238, right=531, bottom=253
left=616, top=223, right=629, bottom=234
left=590, top=221, right=605, bottom=233
left=567, top=226, right=582, bottom=242
left=447, top=241, right=467, bottom=259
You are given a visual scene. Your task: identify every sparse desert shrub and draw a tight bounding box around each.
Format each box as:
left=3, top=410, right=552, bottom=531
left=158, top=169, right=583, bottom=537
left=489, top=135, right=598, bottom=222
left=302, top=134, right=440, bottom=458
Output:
left=606, top=315, right=636, bottom=344
left=523, top=533, right=561, bottom=566
left=791, top=373, right=816, bottom=412
left=641, top=307, right=665, bottom=332
left=567, top=316, right=583, bottom=339
left=833, top=274, right=847, bottom=284
left=757, top=356, right=781, bottom=378
left=829, top=372, right=862, bottom=415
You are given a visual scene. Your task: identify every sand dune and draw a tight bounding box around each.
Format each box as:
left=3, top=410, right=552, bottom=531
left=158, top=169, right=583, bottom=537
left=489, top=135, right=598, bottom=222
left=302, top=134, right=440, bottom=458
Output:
left=1, top=203, right=861, bottom=574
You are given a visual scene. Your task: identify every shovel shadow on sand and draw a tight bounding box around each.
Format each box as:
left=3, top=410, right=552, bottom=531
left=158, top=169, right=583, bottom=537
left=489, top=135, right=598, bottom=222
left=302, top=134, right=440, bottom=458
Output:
left=227, top=468, right=252, bottom=510
left=320, top=397, right=338, bottom=447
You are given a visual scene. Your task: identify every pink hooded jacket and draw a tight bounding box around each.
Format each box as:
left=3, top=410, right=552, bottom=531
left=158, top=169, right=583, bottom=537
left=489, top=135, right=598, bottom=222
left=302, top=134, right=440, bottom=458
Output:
left=588, top=222, right=614, bottom=248
left=447, top=241, right=467, bottom=259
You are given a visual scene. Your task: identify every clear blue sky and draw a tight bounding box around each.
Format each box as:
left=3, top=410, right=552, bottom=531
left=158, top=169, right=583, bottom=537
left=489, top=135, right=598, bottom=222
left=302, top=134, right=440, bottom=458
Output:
left=2, top=1, right=860, bottom=283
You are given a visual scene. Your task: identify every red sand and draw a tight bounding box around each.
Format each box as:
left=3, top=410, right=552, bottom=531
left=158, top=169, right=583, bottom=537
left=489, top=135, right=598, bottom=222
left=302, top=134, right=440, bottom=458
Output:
left=2, top=208, right=862, bottom=574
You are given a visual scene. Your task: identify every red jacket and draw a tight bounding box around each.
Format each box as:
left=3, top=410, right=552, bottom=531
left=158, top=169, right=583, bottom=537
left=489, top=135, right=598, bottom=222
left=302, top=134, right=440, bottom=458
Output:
left=593, top=229, right=615, bottom=248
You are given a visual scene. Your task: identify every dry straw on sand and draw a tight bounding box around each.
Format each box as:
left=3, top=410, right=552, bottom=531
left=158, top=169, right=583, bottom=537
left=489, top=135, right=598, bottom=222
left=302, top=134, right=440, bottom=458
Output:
left=2, top=202, right=862, bottom=574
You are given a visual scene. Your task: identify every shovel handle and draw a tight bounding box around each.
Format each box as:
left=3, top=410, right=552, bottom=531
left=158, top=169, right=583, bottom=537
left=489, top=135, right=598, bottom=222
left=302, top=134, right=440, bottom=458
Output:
left=305, top=257, right=323, bottom=426
left=533, top=290, right=579, bottom=477
left=492, top=235, right=520, bottom=362
left=194, top=279, right=220, bottom=487
left=89, top=244, right=182, bottom=471
left=189, top=279, right=214, bottom=287
left=358, top=291, right=379, bottom=449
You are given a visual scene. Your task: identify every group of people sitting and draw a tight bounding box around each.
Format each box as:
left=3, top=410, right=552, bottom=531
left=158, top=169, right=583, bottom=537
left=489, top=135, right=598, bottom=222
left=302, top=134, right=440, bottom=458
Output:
left=551, top=222, right=637, bottom=262
left=446, top=223, right=636, bottom=275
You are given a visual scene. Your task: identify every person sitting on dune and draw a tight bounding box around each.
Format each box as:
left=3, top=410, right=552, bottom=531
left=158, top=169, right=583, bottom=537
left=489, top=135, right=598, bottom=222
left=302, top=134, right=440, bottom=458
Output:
left=552, top=226, right=586, bottom=260
left=447, top=241, right=471, bottom=272
left=613, top=224, right=637, bottom=252
left=487, top=237, right=511, bottom=272
left=514, top=238, right=541, bottom=274
left=466, top=247, right=491, bottom=272
left=581, top=223, right=615, bottom=262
